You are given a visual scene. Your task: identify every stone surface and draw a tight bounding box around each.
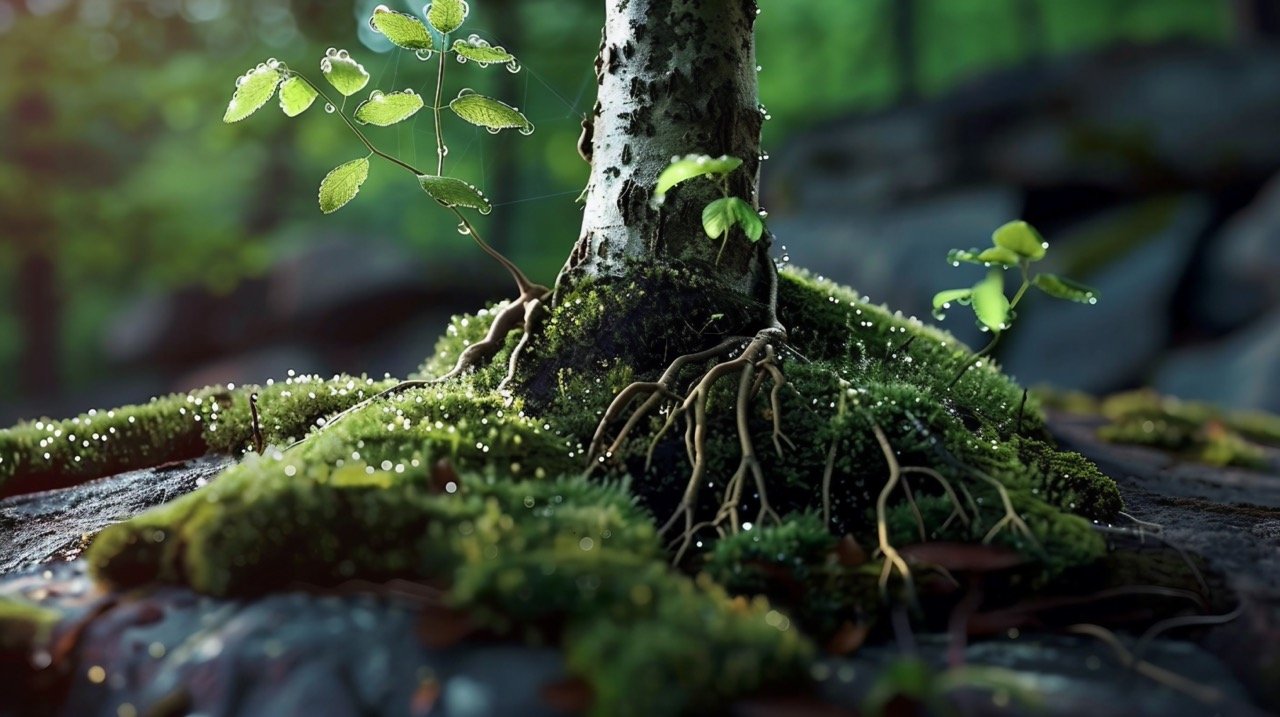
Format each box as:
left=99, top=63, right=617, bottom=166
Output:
left=0, top=457, right=232, bottom=578
left=1197, top=175, right=1280, bottom=332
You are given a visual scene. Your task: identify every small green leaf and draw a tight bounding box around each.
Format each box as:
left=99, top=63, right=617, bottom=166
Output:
left=321, top=49, right=370, bottom=97
left=947, top=248, right=985, bottom=266
left=730, top=198, right=764, bottom=242
left=354, top=90, right=425, bottom=126
left=932, top=288, right=973, bottom=312
left=224, top=63, right=282, bottom=123
left=976, top=246, right=1021, bottom=266
left=319, top=158, right=370, bottom=214
left=992, top=220, right=1047, bottom=261
left=702, top=198, right=737, bottom=240
left=971, top=269, right=1010, bottom=332
left=370, top=6, right=434, bottom=50
left=452, top=37, right=516, bottom=65
left=1033, top=273, right=1098, bottom=304
left=427, top=0, right=468, bottom=34
left=278, top=76, right=318, bottom=117
left=448, top=92, right=532, bottom=132
left=654, top=155, right=743, bottom=200
left=418, top=175, right=492, bottom=214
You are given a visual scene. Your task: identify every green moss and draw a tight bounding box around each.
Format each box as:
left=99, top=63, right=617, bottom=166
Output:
left=0, top=374, right=397, bottom=495
left=1096, top=390, right=1275, bottom=469
left=704, top=513, right=877, bottom=639
left=75, top=265, right=1125, bottom=713
left=0, top=596, right=59, bottom=651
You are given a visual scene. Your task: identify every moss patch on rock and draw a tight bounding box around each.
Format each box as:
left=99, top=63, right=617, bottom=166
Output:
left=54, top=265, right=1124, bottom=714
left=0, top=374, right=397, bottom=496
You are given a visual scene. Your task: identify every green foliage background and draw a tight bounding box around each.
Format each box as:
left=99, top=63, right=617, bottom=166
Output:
left=0, top=0, right=1231, bottom=402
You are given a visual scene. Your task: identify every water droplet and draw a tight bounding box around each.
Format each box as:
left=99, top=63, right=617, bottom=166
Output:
left=325, top=47, right=338, bottom=57
left=415, top=49, right=434, bottom=61
left=457, top=222, right=471, bottom=235
left=456, top=54, right=468, bottom=63
left=369, top=90, right=384, bottom=100
left=518, top=123, right=535, bottom=136
left=505, top=61, right=521, bottom=73
left=486, top=127, right=500, bottom=134
left=324, top=103, right=336, bottom=113
left=337, top=49, right=350, bottom=59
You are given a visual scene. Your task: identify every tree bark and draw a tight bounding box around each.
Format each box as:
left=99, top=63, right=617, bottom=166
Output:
left=562, top=0, right=771, bottom=303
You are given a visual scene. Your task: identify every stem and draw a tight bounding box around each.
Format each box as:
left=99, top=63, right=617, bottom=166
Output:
left=434, top=49, right=448, bottom=176
left=294, top=72, right=539, bottom=297
left=1009, top=261, right=1032, bottom=310
left=948, top=331, right=1001, bottom=389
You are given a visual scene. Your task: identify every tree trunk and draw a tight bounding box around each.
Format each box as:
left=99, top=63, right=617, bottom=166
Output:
left=562, top=0, right=772, bottom=304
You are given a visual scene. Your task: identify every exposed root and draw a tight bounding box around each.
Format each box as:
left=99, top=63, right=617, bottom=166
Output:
left=286, top=287, right=548, bottom=451
left=587, top=327, right=792, bottom=563
left=870, top=422, right=916, bottom=603
left=1069, top=623, right=1227, bottom=705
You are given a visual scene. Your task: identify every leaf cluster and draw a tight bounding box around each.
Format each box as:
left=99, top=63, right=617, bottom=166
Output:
left=933, top=220, right=1098, bottom=333
left=654, top=154, right=766, bottom=263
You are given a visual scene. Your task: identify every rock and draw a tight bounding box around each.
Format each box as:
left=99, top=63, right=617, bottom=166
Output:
left=0, top=457, right=232, bottom=577
left=1154, top=308, right=1280, bottom=413
left=813, top=634, right=1266, bottom=717
left=1197, top=174, right=1280, bottom=332
left=1000, top=196, right=1209, bottom=393
left=0, top=562, right=569, bottom=717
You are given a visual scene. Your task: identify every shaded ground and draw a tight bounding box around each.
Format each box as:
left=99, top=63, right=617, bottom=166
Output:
left=2, top=413, right=1278, bottom=715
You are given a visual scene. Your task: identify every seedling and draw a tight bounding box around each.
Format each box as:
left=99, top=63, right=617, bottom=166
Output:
left=653, top=154, right=766, bottom=263
left=222, top=0, right=535, bottom=290
left=222, top=0, right=550, bottom=391
left=933, top=220, right=1098, bottom=387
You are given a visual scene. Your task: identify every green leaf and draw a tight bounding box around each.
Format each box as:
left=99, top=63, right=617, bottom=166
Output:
left=932, top=288, right=973, bottom=312
left=992, top=220, right=1047, bottom=261
left=971, top=269, right=1010, bottom=332
left=224, top=63, right=282, bottom=123
left=278, top=76, right=318, bottom=117
left=452, top=37, right=516, bottom=65
left=321, top=49, right=370, bottom=97
left=370, top=6, right=434, bottom=51
left=730, top=198, right=764, bottom=242
left=318, top=158, right=370, bottom=214
left=417, top=175, right=492, bottom=214
left=448, top=92, right=532, bottom=132
left=654, top=155, right=743, bottom=199
left=947, top=248, right=984, bottom=266
left=354, top=90, right=425, bottom=126
left=702, top=198, right=737, bottom=240
left=1033, top=273, right=1098, bottom=304
left=427, top=0, right=468, bottom=34
left=976, top=246, right=1021, bottom=266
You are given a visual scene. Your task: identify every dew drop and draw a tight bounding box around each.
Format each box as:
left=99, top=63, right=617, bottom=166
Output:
left=415, top=49, right=434, bottom=61
left=324, top=103, right=336, bottom=113
left=486, top=127, right=500, bottom=134
left=457, top=222, right=471, bottom=235
left=505, top=61, right=521, bottom=74
left=456, top=54, right=468, bottom=64
left=518, top=123, right=535, bottom=136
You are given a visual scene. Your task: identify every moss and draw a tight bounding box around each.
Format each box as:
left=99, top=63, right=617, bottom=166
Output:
left=415, top=301, right=520, bottom=389
left=704, top=513, right=877, bottom=639
left=0, top=373, right=397, bottom=496
left=76, top=265, right=1126, bottom=713
left=0, top=596, right=58, bottom=651
left=1096, top=389, right=1275, bottom=469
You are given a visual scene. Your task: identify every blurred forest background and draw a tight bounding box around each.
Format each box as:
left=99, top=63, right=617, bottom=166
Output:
left=3, top=0, right=1279, bottom=423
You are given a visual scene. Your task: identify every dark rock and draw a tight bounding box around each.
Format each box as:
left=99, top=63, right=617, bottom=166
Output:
left=0, top=562, right=569, bottom=717
left=1154, top=308, right=1280, bottom=413
left=0, top=456, right=232, bottom=577
left=1197, top=174, right=1280, bottom=332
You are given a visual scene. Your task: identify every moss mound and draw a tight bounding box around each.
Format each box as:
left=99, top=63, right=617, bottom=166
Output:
left=2, top=267, right=1125, bottom=714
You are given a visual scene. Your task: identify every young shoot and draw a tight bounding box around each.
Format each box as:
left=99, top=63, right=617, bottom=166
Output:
left=933, top=220, right=1098, bottom=387
left=221, top=0, right=538, bottom=296
left=653, top=154, right=765, bottom=264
